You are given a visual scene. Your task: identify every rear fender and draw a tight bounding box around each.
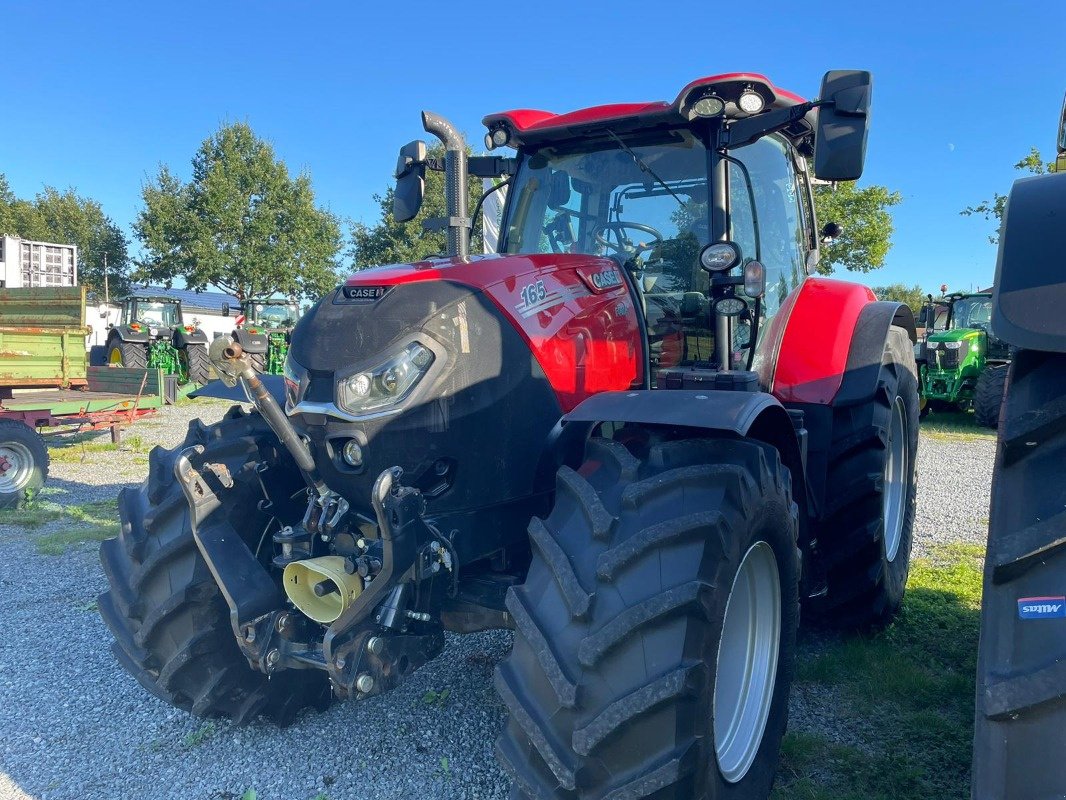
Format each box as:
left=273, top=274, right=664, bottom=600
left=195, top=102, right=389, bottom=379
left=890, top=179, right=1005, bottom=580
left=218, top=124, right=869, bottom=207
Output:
left=174, top=327, right=210, bottom=348
left=232, top=328, right=269, bottom=353
left=109, top=325, right=150, bottom=344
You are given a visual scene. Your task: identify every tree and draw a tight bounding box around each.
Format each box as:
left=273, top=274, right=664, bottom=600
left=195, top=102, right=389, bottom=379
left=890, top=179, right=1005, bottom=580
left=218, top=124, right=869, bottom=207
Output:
left=135, top=123, right=343, bottom=301
left=349, top=145, right=484, bottom=269
left=813, top=181, right=902, bottom=276
left=961, top=147, right=1053, bottom=244
left=871, top=282, right=927, bottom=315
left=0, top=175, right=130, bottom=297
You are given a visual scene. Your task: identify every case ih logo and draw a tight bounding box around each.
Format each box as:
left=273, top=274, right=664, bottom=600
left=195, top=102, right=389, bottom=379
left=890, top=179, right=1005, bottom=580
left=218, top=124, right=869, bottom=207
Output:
left=590, top=269, right=622, bottom=290
left=340, top=285, right=389, bottom=303
left=1018, top=596, right=1066, bottom=619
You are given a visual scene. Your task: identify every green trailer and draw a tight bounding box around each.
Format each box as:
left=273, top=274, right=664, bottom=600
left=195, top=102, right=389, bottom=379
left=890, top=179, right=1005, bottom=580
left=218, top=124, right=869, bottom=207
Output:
left=0, top=287, right=164, bottom=507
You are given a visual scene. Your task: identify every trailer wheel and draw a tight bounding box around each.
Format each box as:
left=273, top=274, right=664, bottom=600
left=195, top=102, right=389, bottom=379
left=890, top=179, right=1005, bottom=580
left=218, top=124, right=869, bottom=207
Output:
left=974, top=364, right=1008, bottom=429
left=184, top=343, right=212, bottom=385
left=0, top=420, right=49, bottom=509
left=98, top=408, right=330, bottom=725
left=809, top=326, right=919, bottom=629
left=497, top=436, right=799, bottom=799
left=107, top=338, right=148, bottom=370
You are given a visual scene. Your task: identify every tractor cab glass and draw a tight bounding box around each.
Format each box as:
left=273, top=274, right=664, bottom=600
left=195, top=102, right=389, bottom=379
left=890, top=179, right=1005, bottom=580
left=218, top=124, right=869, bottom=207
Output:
left=948, top=296, right=993, bottom=331
left=248, top=302, right=300, bottom=328
left=500, top=128, right=811, bottom=376
left=131, top=299, right=180, bottom=328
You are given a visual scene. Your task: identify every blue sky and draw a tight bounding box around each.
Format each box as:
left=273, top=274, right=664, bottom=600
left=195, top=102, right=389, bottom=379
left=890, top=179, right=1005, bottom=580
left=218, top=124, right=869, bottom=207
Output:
left=3, top=0, right=1063, bottom=294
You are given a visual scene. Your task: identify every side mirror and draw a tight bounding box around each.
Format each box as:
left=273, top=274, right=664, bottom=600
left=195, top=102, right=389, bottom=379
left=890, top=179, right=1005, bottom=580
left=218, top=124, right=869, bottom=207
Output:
left=820, top=221, right=843, bottom=242
left=393, top=140, right=428, bottom=223
left=221, top=302, right=230, bottom=317
left=97, top=303, right=109, bottom=318
left=547, top=170, right=571, bottom=209
left=813, top=70, right=872, bottom=182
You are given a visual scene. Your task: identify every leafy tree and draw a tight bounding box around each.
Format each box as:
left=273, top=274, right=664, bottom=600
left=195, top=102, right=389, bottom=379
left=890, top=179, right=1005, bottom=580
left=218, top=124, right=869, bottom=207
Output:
left=349, top=145, right=484, bottom=269
left=135, top=123, right=342, bottom=301
left=961, top=147, right=1053, bottom=244
left=0, top=175, right=130, bottom=297
left=813, top=181, right=902, bottom=276
left=871, top=282, right=927, bottom=315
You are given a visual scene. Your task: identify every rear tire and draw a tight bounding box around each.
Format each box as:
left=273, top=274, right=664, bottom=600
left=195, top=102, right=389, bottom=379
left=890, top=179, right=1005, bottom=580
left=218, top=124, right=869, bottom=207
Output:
left=107, top=337, right=148, bottom=370
left=0, top=420, right=48, bottom=509
left=184, top=343, right=211, bottom=385
left=497, top=436, right=799, bottom=799
left=808, top=326, right=919, bottom=629
left=88, top=344, right=107, bottom=367
left=249, top=351, right=267, bottom=374
left=98, top=408, right=330, bottom=725
left=974, top=364, right=1008, bottom=429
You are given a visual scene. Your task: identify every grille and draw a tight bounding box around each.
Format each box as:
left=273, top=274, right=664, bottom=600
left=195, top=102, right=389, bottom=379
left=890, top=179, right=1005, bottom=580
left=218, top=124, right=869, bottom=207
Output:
left=938, top=346, right=961, bottom=369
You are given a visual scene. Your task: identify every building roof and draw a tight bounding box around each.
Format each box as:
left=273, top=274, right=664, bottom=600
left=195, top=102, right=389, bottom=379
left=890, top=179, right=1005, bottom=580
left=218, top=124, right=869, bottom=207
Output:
left=131, top=285, right=240, bottom=314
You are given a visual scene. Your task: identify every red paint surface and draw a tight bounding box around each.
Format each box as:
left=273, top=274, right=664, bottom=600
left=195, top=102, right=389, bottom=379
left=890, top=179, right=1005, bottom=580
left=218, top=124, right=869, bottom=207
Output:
left=770, top=277, right=876, bottom=404
left=484, top=73, right=805, bottom=137
left=345, top=255, right=642, bottom=411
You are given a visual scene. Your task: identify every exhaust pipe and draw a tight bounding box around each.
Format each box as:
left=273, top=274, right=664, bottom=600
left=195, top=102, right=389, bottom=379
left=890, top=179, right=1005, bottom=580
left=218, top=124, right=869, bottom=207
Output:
left=422, top=111, right=469, bottom=260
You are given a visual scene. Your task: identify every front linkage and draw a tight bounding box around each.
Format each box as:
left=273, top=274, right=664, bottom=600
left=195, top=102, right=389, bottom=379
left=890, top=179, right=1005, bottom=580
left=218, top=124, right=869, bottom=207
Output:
left=180, top=338, right=453, bottom=698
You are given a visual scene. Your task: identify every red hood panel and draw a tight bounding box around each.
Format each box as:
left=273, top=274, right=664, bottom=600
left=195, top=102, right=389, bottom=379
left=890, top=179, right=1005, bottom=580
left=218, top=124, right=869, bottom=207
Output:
left=345, top=253, right=616, bottom=291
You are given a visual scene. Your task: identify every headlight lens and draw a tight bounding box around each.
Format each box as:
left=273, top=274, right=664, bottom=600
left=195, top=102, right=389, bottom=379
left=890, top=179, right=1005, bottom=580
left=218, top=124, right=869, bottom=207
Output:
left=944, top=341, right=963, bottom=350
left=283, top=354, right=304, bottom=413
left=337, top=342, right=435, bottom=416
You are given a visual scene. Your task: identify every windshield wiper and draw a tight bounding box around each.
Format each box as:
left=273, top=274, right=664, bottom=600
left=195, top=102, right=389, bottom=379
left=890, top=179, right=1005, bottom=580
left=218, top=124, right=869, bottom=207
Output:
left=606, top=129, right=687, bottom=208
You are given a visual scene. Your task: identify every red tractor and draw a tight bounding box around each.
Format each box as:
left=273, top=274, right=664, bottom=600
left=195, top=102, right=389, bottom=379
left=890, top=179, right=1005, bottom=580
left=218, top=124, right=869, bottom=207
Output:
left=99, top=70, right=918, bottom=799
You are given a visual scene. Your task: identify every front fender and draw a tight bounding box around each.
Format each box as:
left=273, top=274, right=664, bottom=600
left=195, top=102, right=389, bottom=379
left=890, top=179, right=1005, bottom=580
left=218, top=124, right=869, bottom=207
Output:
left=233, top=328, right=269, bottom=354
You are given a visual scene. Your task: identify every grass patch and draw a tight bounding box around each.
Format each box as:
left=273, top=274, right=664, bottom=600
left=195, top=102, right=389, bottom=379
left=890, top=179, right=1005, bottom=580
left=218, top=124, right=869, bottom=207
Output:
left=48, top=435, right=150, bottom=463
left=0, top=506, right=64, bottom=528
left=35, top=523, right=118, bottom=555
left=775, top=544, right=983, bottom=799
left=181, top=721, right=216, bottom=749
left=920, top=410, right=995, bottom=442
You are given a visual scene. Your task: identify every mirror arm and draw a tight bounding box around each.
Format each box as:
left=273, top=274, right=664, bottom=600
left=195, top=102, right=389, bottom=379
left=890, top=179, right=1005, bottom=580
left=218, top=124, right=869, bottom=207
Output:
left=720, top=100, right=828, bottom=150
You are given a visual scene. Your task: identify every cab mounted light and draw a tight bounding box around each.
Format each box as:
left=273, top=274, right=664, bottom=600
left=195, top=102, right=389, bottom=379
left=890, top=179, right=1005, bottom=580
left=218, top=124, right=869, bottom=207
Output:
left=485, top=126, right=511, bottom=150
left=738, top=89, right=765, bottom=115
left=743, top=260, right=766, bottom=298
left=714, top=295, right=748, bottom=316
left=699, top=242, right=741, bottom=272
left=692, top=95, right=726, bottom=117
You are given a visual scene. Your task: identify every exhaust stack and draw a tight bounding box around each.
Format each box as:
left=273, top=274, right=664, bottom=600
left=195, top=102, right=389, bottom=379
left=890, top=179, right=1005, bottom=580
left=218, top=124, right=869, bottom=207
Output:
left=422, top=111, right=469, bottom=260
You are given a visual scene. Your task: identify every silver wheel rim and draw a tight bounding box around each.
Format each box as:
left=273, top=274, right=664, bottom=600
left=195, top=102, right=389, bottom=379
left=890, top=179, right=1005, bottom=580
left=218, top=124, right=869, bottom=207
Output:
left=883, top=395, right=908, bottom=562
left=0, top=441, right=35, bottom=494
left=714, top=541, right=781, bottom=784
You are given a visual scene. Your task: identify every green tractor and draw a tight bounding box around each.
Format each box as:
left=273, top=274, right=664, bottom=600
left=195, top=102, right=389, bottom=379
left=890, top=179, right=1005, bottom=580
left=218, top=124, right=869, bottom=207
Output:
left=919, top=291, right=1010, bottom=426
left=228, top=297, right=301, bottom=375
left=105, top=294, right=212, bottom=385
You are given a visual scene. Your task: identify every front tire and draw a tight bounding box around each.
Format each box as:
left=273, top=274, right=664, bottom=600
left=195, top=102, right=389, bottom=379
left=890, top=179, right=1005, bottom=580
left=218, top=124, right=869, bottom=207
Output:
left=974, top=364, right=1008, bottom=428
left=497, top=436, right=799, bottom=799
left=98, top=408, right=330, bottom=724
left=808, top=325, right=919, bottom=629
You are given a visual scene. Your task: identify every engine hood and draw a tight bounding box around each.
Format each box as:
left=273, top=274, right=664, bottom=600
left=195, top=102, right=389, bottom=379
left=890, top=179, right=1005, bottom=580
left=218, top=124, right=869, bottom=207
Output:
left=927, top=328, right=982, bottom=343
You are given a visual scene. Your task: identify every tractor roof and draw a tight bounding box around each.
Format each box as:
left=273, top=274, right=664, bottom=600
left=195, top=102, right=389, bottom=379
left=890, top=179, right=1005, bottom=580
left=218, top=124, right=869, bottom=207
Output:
left=483, top=73, right=807, bottom=147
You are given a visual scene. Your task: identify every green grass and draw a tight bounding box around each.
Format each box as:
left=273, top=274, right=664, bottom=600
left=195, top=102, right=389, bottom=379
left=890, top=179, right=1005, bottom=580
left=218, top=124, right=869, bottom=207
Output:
left=920, top=410, right=995, bottom=442
left=773, top=544, right=983, bottom=800
left=181, top=721, right=216, bottom=749
left=0, top=498, right=121, bottom=554
left=35, top=523, right=118, bottom=555
left=48, top=435, right=150, bottom=463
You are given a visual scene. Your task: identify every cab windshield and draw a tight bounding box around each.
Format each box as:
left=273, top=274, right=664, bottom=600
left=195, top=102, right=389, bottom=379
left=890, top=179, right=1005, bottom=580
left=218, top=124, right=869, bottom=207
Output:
left=134, top=300, right=179, bottom=328
left=949, top=296, right=993, bottom=331
left=500, top=128, right=809, bottom=375
left=249, top=302, right=299, bottom=328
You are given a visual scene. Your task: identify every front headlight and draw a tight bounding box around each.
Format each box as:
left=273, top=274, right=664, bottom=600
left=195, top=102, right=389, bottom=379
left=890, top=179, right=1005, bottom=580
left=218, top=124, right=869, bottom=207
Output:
left=337, top=342, right=435, bottom=416
left=944, top=341, right=963, bottom=350
left=283, top=354, right=305, bottom=413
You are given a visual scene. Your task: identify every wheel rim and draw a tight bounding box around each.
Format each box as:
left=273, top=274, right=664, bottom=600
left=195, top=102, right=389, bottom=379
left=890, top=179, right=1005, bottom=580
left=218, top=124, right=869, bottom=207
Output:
left=713, top=540, right=781, bottom=784
left=0, top=441, right=35, bottom=494
left=883, top=395, right=908, bottom=562
left=109, top=347, right=123, bottom=366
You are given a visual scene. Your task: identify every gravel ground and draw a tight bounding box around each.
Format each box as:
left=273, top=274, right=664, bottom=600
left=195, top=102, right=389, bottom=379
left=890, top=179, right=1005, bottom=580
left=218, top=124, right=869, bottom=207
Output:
left=0, top=403, right=995, bottom=800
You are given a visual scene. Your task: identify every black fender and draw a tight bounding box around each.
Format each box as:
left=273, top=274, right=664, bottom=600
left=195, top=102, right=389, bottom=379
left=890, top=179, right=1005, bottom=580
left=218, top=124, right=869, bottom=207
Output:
left=108, top=325, right=150, bottom=344
left=174, top=327, right=210, bottom=348
left=560, top=389, right=806, bottom=517
left=232, top=327, right=269, bottom=354
left=833, top=300, right=916, bottom=407
left=992, top=172, right=1066, bottom=353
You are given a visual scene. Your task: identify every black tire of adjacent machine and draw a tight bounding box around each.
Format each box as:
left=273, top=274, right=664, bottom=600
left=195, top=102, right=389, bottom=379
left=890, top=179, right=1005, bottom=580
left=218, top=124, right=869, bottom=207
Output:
left=0, top=419, right=49, bottom=509
left=107, top=337, right=148, bottom=370
left=98, top=407, right=331, bottom=724
left=88, top=344, right=108, bottom=367
left=974, top=363, right=1008, bottom=429
left=184, top=343, right=212, bottom=385
left=249, top=351, right=268, bottom=374
left=497, top=435, right=800, bottom=799
left=808, top=325, right=919, bottom=629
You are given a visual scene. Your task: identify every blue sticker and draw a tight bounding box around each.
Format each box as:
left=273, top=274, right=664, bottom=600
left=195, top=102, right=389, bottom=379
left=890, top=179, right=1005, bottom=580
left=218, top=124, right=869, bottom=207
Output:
left=1018, top=597, right=1066, bottom=619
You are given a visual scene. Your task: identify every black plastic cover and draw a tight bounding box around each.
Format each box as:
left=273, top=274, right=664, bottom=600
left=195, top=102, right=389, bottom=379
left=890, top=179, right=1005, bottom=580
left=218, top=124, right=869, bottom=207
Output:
left=992, top=172, right=1066, bottom=353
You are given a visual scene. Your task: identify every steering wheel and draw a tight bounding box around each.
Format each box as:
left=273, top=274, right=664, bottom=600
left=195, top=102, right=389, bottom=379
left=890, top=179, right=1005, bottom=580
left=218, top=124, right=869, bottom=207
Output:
left=594, top=221, right=665, bottom=259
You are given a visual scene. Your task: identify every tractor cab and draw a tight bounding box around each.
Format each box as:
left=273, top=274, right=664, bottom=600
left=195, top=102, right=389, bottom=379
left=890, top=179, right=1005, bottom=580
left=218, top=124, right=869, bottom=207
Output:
left=120, top=295, right=183, bottom=331
left=241, top=298, right=301, bottom=330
